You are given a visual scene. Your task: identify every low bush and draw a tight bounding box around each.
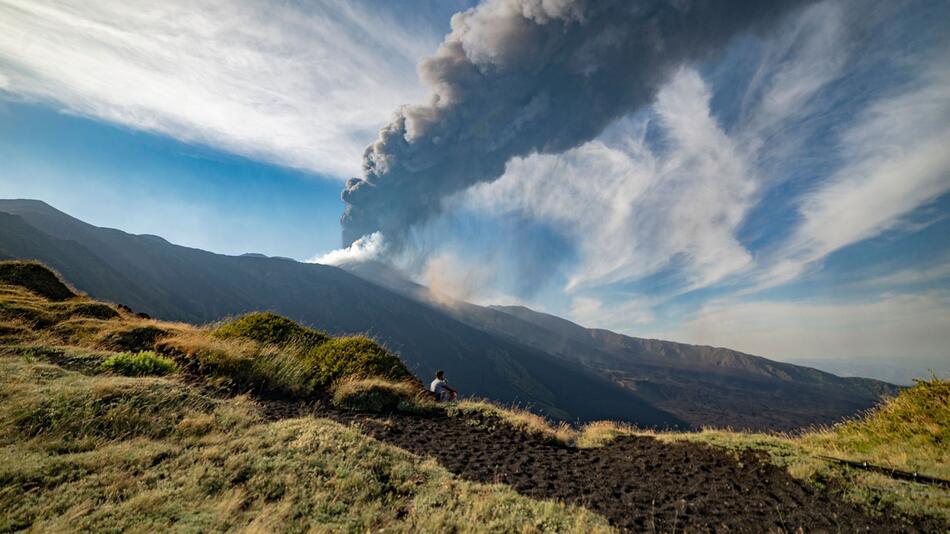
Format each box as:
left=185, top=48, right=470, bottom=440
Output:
left=101, top=351, right=177, bottom=377
left=332, top=378, right=434, bottom=413
left=305, top=336, right=413, bottom=386
left=158, top=332, right=321, bottom=397
left=213, top=312, right=328, bottom=347
left=0, top=261, right=76, bottom=301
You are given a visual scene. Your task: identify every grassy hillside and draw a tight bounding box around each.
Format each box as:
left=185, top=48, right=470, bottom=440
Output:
left=0, top=261, right=611, bottom=532
left=1, top=260, right=946, bottom=529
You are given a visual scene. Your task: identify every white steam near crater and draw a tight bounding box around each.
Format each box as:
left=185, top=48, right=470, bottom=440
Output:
left=309, top=231, right=386, bottom=266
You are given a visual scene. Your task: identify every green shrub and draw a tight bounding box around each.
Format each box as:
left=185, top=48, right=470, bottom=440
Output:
left=332, top=378, right=431, bottom=413
left=213, top=312, right=329, bottom=348
left=101, top=351, right=177, bottom=377
left=162, top=329, right=414, bottom=399
left=0, top=261, right=76, bottom=301
left=306, top=336, right=413, bottom=386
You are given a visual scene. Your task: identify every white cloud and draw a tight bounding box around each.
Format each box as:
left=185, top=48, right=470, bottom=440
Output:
left=462, top=67, right=757, bottom=294
left=310, top=231, right=386, bottom=265
left=853, top=260, right=950, bottom=290
left=0, top=0, right=438, bottom=177
left=757, top=60, right=950, bottom=288
left=648, top=291, right=950, bottom=363
left=737, top=0, right=851, bottom=168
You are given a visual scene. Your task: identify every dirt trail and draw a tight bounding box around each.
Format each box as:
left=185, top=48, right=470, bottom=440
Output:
left=268, top=404, right=943, bottom=533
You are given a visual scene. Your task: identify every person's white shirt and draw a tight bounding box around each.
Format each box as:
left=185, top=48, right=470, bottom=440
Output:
left=430, top=378, right=447, bottom=397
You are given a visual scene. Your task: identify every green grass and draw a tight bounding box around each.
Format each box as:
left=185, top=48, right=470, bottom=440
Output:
left=101, top=351, right=177, bottom=377
left=801, top=376, right=950, bottom=479
left=332, top=377, right=439, bottom=414
left=213, top=311, right=329, bottom=347
left=0, top=355, right=612, bottom=533
left=304, top=336, right=414, bottom=386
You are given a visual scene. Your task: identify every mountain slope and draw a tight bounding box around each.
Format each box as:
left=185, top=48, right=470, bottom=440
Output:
left=341, top=261, right=900, bottom=430
left=0, top=199, right=681, bottom=426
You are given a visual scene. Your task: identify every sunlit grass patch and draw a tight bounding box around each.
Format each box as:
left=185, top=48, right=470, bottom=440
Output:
left=800, top=377, right=950, bottom=479
left=450, top=400, right=577, bottom=446
left=213, top=311, right=329, bottom=347
left=304, top=335, right=414, bottom=386
left=576, top=421, right=644, bottom=449
left=101, top=351, right=177, bottom=377
left=332, top=377, right=437, bottom=414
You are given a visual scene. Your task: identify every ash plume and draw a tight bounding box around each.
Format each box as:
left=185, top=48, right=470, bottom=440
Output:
left=341, top=0, right=814, bottom=248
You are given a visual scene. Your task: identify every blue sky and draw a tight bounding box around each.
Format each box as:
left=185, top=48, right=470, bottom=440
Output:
left=1, top=0, right=948, bottom=380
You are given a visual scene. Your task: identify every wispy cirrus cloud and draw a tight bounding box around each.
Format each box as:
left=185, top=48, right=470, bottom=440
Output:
left=757, top=60, right=950, bottom=289
left=0, top=0, right=444, bottom=177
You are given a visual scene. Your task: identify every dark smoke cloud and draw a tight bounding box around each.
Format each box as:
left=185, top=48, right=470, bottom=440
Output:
left=341, top=0, right=814, bottom=247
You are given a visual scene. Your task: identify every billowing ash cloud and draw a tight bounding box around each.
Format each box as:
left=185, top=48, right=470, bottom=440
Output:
left=341, top=0, right=814, bottom=247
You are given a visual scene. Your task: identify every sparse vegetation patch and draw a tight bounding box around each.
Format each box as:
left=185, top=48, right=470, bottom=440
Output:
left=450, top=400, right=577, bottom=446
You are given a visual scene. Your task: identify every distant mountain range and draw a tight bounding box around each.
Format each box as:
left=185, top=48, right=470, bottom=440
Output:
left=0, top=199, right=899, bottom=430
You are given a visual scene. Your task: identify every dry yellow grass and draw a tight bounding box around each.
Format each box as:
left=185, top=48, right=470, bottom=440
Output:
left=450, top=400, right=578, bottom=445
left=332, top=377, right=432, bottom=413
left=0, top=356, right=613, bottom=533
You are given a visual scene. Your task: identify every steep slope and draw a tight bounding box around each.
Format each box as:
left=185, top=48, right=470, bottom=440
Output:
left=0, top=200, right=681, bottom=426
left=342, top=261, right=900, bottom=431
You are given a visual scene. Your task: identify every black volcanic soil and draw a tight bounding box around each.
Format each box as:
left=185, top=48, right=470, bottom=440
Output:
left=262, top=403, right=944, bottom=533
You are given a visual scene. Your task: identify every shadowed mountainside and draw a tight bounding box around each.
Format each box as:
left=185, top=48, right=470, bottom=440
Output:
left=342, top=260, right=900, bottom=430
left=0, top=199, right=680, bottom=426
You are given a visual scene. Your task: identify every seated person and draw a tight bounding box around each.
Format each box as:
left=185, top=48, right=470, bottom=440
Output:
left=429, top=370, right=458, bottom=401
